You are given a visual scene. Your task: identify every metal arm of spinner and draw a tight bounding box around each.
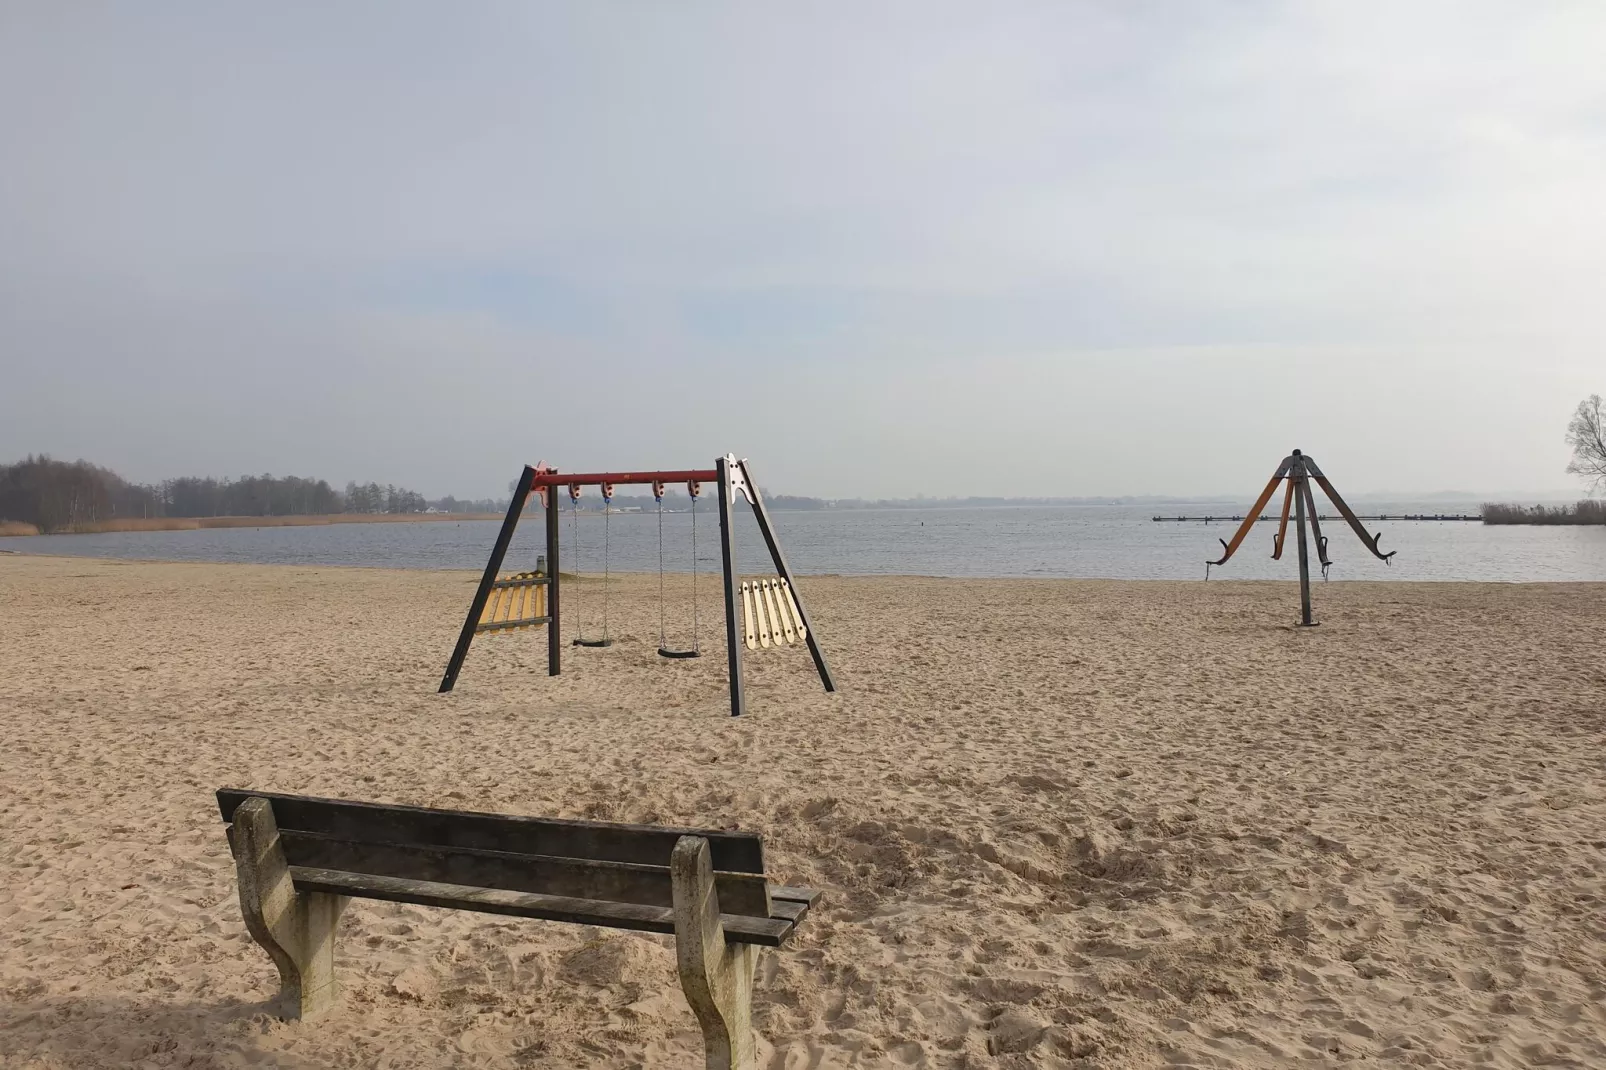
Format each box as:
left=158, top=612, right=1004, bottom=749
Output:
left=1302, top=454, right=1395, bottom=563
left=1208, top=455, right=1294, bottom=566
left=1209, top=450, right=1395, bottom=569
left=1270, top=478, right=1295, bottom=560
left=1299, top=470, right=1331, bottom=568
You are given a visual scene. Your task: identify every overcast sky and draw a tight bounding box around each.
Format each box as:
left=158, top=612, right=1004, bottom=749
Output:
left=2, top=3, right=1601, bottom=499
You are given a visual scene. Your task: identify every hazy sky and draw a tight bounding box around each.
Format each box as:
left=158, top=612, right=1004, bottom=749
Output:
left=3, top=3, right=1602, bottom=499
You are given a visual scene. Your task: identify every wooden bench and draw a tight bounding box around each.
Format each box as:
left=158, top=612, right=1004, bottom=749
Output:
left=217, top=789, right=820, bottom=1070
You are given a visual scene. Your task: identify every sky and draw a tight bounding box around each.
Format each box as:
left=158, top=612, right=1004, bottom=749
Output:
left=2, top=3, right=1602, bottom=500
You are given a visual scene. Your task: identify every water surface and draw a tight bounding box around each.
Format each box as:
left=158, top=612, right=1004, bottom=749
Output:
left=5, top=502, right=1603, bottom=582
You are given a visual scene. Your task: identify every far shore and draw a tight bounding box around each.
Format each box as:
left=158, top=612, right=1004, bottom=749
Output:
left=0, top=512, right=503, bottom=537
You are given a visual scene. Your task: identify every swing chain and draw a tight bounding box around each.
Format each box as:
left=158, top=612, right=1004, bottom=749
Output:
left=568, top=484, right=585, bottom=640
left=689, top=481, right=702, bottom=653
left=653, top=480, right=703, bottom=658
left=654, top=481, right=667, bottom=647
left=600, top=484, right=613, bottom=640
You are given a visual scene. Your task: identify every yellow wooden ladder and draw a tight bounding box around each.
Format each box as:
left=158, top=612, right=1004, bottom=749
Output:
left=476, top=571, right=549, bottom=634
left=740, top=578, right=807, bottom=650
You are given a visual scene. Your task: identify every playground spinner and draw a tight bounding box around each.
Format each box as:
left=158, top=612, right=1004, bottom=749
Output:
left=438, top=454, right=836, bottom=716
left=1207, top=449, right=1396, bottom=626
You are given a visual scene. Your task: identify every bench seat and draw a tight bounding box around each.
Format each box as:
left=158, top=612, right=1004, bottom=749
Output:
left=287, top=865, right=815, bottom=946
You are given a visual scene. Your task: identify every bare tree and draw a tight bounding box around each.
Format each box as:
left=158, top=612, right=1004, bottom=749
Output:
left=1566, top=394, right=1606, bottom=494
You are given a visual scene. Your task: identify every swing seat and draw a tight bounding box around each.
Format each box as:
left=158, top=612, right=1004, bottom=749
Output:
left=573, top=637, right=613, bottom=648
left=741, top=578, right=807, bottom=652
left=657, top=646, right=701, bottom=660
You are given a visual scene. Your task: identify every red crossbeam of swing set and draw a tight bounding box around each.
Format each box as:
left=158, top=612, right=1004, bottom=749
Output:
left=525, top=469, right=719, bottom=488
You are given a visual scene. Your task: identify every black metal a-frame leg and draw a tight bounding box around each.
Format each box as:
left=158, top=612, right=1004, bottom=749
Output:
left=546, top=478, right=561, bottom=674
left=737, top=458, right=836, bottom=693
left=716, top=455, right=747, bottom=718
left=439, top=464, right=537, bottom=693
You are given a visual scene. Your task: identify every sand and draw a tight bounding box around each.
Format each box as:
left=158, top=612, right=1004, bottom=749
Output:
left=1, top=553, right=1603, bottom=1069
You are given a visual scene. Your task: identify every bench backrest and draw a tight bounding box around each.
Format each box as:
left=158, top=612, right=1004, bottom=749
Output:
left=217, top=789, right=773, bottom=918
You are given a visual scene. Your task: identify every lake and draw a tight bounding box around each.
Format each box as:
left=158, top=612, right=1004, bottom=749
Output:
left=4, top=501, right=1604, bottom=582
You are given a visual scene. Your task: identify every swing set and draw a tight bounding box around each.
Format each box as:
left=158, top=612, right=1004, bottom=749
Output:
left=437, top=454, right=836, bottom=717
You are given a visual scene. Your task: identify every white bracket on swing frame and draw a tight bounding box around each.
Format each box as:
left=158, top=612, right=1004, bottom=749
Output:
left=525, top=460, right=553, bottom=508
left=724, top=454, right=755, bottom=505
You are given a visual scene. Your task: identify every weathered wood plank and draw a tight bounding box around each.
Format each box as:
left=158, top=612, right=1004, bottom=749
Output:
left=488, top=574, right=551, bottom=590
left=475, top=615, right=551, bottom=634
left=769, top=885, right=821, bottom=907
left=217, top=790, right=766, bottom=873
left=276, top=829, right=772, bottom=918
left=287, top=867, right=797, bottom=947
left=768, top=899, right=807, bottom=926
left=781, top=579, right=807, bottom=641
left=741, top=582, right=758, bottom=650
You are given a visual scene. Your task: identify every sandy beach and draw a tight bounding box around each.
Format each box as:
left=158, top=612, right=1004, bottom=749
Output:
left=1, top=553, right=1603, bottom=1069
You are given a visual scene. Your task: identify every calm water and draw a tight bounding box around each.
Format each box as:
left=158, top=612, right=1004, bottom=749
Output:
left=4, top=502, right=1604, bottom=581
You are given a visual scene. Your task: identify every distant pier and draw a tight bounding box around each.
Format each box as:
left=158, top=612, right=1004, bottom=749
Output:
left=1152, top=514, right=1482, bottom=523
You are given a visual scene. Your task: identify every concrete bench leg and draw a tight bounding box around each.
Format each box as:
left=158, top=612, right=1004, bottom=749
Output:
left=672, top=836, right=759, bottom=1070
left=228, top=796, right=349, bottom=1020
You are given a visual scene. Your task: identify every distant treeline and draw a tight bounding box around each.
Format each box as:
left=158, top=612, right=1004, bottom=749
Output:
left=430, top=494, right=507, bottom=514
left=1481, top=500, right=1606, bottom=525
left=0, top=457, right=157, bottom=534
left=0, top=455, right=506, bottom=534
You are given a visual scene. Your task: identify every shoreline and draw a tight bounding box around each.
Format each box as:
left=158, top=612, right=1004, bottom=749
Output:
left=2, top=549, right=1604, bottom=587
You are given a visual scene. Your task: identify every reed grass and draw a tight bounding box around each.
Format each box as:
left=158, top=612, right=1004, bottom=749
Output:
left=65, top=518, right=201, bottom=533
left=1481, top=500, right=1606, bottom=525
left=192, top=513, right=502, bottom=528
left=32, top=513, right=503, bottom=535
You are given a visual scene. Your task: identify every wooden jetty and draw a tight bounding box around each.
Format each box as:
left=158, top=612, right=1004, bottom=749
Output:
left=1153, top=514, right=1482, bottom=523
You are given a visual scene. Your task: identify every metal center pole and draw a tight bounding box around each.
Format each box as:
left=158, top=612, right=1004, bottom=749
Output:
left=1293, top=469, right=1315, bottom=627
